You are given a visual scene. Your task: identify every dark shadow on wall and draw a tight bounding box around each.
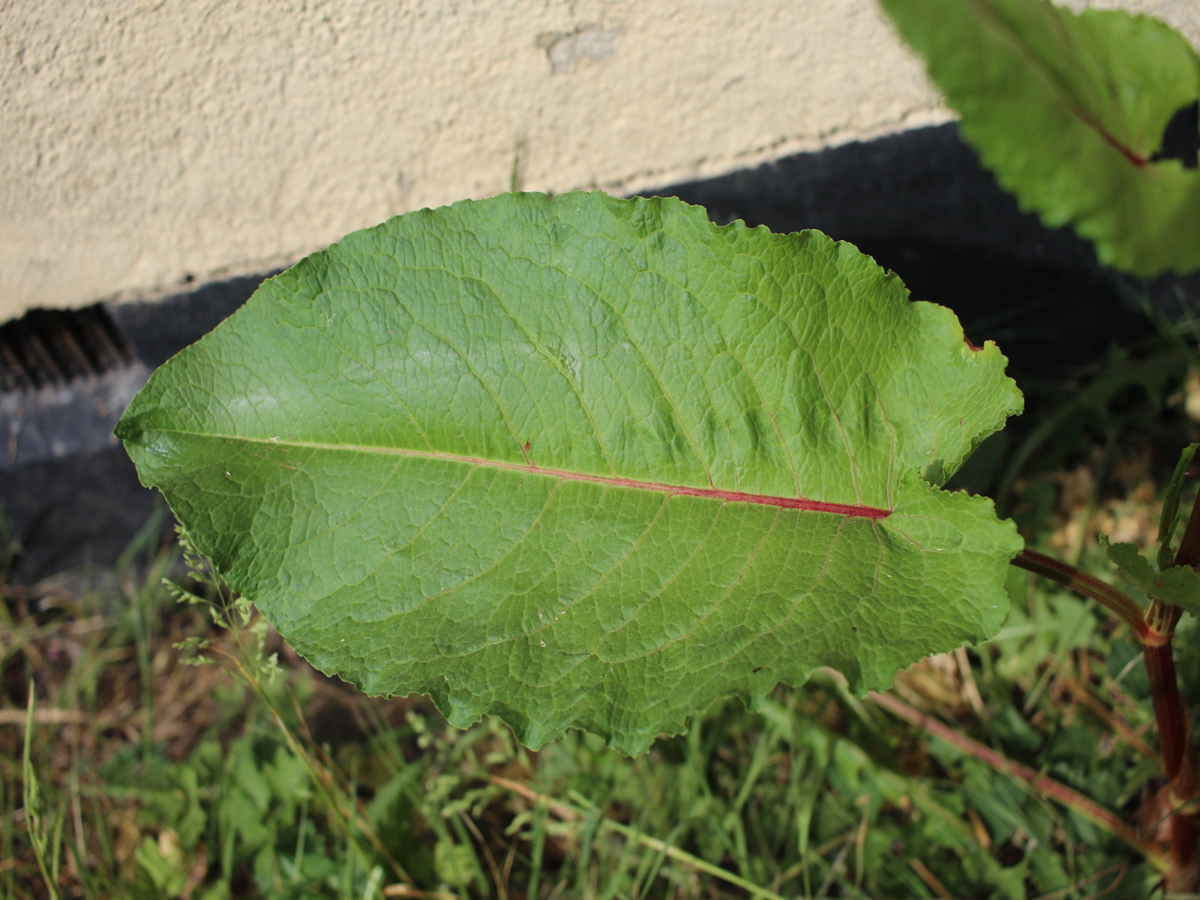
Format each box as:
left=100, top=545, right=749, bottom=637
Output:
left=3, top=124, right=1198, bottom=580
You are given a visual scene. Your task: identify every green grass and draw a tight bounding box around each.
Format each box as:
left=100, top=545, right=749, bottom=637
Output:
left=4, top=333, right=1200, bottom=899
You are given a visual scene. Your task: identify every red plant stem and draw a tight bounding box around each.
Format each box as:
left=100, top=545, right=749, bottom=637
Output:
left=1012, top=549, right=1154, bottom=642
left=1145, top=602, right=1188, bottom=782
left=1164, top=493, right=1200, bottom=791
left=870, top=691, right=1169, bottom=871
left=1162, top=498, right=1200, bottom=889
left=1175, top=495, right=1200, bottom=571
left=1006, top=472, right=1200, bottom=883
left=1010, top=537, right=1200, bottom=884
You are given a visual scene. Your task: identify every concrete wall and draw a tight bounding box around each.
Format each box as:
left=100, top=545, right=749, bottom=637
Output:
left=3, top=0, right=1198, bottom=322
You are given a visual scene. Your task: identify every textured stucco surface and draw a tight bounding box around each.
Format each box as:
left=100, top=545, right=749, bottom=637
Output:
left=3, top=0, right=1198, bottom=320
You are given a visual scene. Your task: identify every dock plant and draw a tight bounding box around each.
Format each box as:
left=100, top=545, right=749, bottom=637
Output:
left=115, top=0, right=1200, bottom=886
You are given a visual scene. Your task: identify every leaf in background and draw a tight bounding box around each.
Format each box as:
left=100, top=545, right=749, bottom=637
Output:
left=879, top=0, right=1200, bottom=276
left=1100, top=536, right=1157, bottom=592
left=1153, top=567, right=1200, bottom=615
left=1101, top=535, right=1200, bottom=614
left=1157, top=442, right=1198, bottom=571
left=116, top=192, right=1023, bottom=754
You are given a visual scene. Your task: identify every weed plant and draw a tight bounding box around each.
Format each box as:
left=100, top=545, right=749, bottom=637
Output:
left=5, top=326, right=1200, bottom=897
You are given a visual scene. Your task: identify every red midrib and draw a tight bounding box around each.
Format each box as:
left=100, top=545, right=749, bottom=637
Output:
left=424, top=450, right=891, bottom=519
left=207, top=434, right=892, bottom=519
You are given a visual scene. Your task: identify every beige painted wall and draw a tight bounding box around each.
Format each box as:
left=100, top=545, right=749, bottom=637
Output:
left=3, top=0, right=1198, bottom=322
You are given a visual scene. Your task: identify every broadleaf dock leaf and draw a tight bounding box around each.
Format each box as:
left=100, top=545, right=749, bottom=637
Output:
left=880, top=0, right=1200, bottom=276
left=116, top=192, right=1023, bottom=754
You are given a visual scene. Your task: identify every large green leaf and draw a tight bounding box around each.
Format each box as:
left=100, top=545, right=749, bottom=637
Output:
left=116, top=192, right=1023, bottom=754
left=880, top=0, right=1200, bottom=276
